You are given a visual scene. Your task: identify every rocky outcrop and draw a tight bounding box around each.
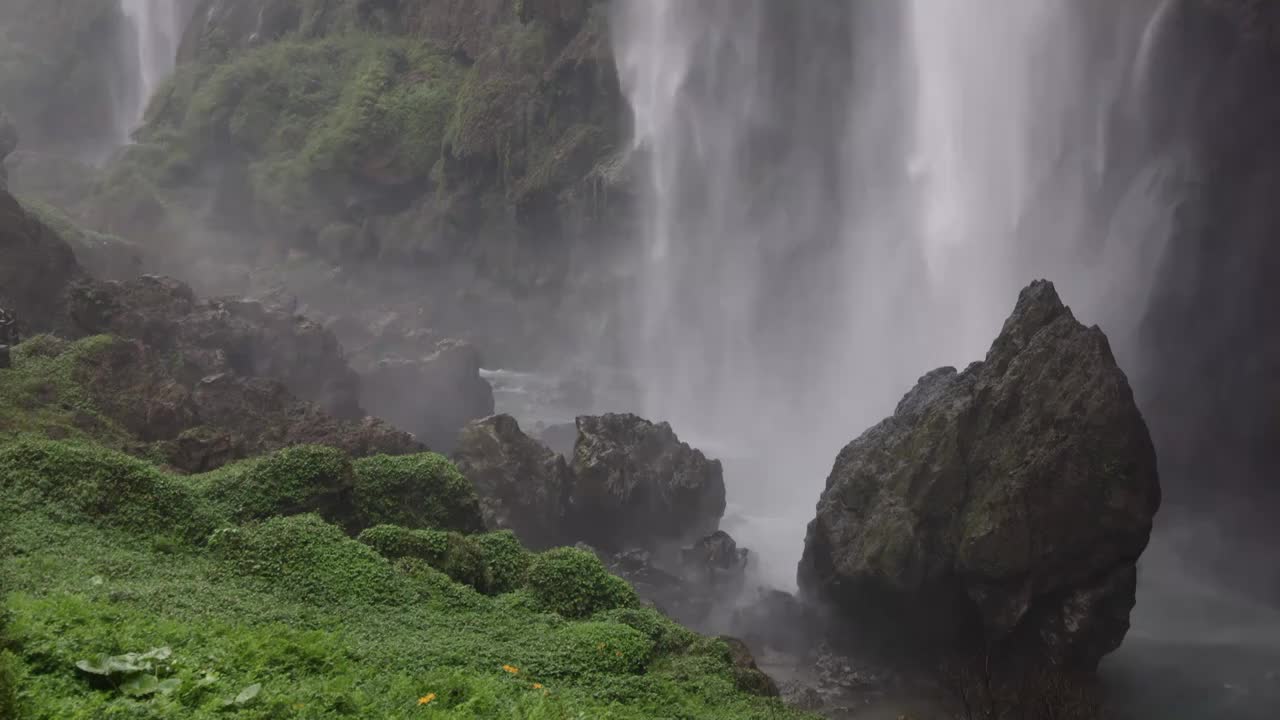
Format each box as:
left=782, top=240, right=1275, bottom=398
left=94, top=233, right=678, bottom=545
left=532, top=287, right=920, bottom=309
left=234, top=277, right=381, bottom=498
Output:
left=359, top=339, right=495, bottom=451
left=571, top=413, right=726, bottom=553
left=451, top=413, right=573, bottom=548
left=0, top=187, right=84, bottom=335
left=68, top=275, right=363, bottom=419
left=798, top=281, right=1161, bottom=670
left=71, top=336, right=419, bottom=472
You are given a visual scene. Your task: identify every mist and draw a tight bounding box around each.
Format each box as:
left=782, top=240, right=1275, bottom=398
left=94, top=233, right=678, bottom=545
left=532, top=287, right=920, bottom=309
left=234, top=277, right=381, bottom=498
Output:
left=3, top=0, right=1280, bottom=717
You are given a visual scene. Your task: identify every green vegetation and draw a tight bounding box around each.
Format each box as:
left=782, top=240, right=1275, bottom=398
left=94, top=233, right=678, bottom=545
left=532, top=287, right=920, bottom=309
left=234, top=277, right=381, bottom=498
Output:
left=525, top=547, right=640, bottom=620
left=200, top=446, right=356, bottom=525
left=353, top=453, right=485, bottom=533
left=0, top=336, right=130, bottom=447
left=0, top=426, right=809, bottom=717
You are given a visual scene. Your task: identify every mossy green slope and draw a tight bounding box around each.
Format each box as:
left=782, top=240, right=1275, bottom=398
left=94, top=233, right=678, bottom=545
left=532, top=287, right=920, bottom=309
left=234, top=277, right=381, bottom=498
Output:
left=0, top=433, right=812, bottom=718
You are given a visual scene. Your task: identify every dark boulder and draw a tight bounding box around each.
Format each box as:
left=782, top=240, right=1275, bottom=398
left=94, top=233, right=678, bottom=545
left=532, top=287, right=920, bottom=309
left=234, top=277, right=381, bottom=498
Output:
left=451, top=413, right=573, bottom=548
left=798, top=280, right=1161, bottom=670
left=359, top=338, right=496, bottom=451
left=681, top=530, right=750, bottom=591
left=570, top=413, right=726, bottom=552
left=0, top=187, right=84, bottom=334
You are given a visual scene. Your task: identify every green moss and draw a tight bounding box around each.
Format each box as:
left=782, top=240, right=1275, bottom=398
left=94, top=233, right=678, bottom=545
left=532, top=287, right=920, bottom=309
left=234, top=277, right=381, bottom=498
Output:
left=0, top=335, right=131, bottom=446
left=0, top=437, right=210, bottom=540
left=209, top=514, right=411, bottom=606
left=524, top=547, right=639, bottom=619
left=196, top=445, right=356, bottom=525
left=352, top=453, right=485, bottom=532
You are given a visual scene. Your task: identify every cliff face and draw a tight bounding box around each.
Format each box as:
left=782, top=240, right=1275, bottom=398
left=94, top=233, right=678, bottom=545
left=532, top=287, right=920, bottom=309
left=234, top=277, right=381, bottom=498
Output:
left=1131, top=0, right=1280, bottom=597
left=0, top=0, right=134, bottom=155
left=72, top=0, right=631, bottom=368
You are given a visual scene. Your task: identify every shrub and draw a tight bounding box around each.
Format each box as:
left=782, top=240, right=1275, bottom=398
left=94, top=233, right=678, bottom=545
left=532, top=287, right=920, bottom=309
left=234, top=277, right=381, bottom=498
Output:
left=0, top=438, right=208, bottom=539
left=358, top=525, right=491, bottom=591
left=209, top=514, right=409, bottom=605
left=197, top=445, right=355, bottom=524
left=547, top=621, right=652, bottom=677
left=472, top=531, right=531, bottom=594
left=352, top=453, right=484, bottom=532
left=592, top=607, right=698, bottom=655
left=524, top=547, right=638, bottom=619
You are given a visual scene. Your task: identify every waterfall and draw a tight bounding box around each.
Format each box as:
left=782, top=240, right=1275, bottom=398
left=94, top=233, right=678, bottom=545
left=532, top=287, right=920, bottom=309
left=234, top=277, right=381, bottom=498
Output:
left=117, top=0, right=192, bottom=139
left=611, top=1, right=1178, bottom=590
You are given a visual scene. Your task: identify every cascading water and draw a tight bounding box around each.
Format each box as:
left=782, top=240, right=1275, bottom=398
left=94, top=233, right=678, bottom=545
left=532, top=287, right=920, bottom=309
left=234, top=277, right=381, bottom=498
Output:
left=611, top=0, right=1178, bottom=591
left=116, top=0, right=192, bottom=140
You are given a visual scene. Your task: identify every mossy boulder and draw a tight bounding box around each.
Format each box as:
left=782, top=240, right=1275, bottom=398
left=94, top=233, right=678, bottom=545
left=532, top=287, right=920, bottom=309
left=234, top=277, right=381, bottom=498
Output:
left=357, top=525, right=489, bottom=591
left=352, top=452, right=485, bottom=532
left=798, top=281, right=1162, bottom=670
left=197, top=445, right=356, bottom=524
left=209, top=513, right=410, bottom=605
left=524, top=546, right=638, bottom=619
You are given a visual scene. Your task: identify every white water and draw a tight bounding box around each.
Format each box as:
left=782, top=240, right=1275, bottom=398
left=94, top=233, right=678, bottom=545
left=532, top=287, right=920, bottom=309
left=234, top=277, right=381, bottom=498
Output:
left=611, top=1, right=1177, bottom=591
left=117, top=0, right=192, bottom=139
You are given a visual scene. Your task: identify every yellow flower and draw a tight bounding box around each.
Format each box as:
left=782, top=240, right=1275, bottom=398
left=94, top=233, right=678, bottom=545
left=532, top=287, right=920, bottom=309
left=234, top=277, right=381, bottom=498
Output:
left=502, top=664, right=520, bottom=674
left=531, top=683, right=543, bottom=690
left=615, top=651, right=622, bottom=657
left=418, top=693, right=437, bottom=705
left=596, top=643, right=605, bottom=650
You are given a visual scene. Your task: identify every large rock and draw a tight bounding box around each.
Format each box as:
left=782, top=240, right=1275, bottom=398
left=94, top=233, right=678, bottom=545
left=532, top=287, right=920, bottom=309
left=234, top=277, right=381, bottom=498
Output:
left=570, top=413, right=726, bottom=552
left=798, top=280, right=1161, bottom=670
left=67, top=275, right=363, bottom=419
left=360, top=339, right=496, bottom=451
left=0, top=187, right=84, bottom=334
left=451, top=414, right=573, bottom=548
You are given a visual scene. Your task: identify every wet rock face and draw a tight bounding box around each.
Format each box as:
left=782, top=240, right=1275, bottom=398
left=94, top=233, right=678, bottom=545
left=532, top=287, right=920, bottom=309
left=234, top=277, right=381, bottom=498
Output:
left=360, top=339, right=495, bottom=452
left=798, top=280, right=1161, bottom=670
left=570, top=413, right=727, bottom=552
left=67, top=275, right=363, bottom=419
left=0, top=188, right=84, bottom=335
left=451, top=414, right=573, bottom=548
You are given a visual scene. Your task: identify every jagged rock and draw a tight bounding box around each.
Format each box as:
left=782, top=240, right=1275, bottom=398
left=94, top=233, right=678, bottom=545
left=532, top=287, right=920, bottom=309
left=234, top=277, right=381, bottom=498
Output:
left=360, top=339, right=496, bottom=451
left=570, top=413, right=726, bottom=552
left=798, top=280, right=1161, bottom=670
left=681, top=530, right=750, bottom=592
left=451, top=414, right=573, bottom=548
left=67, top=275, right=363, bottom=419
left=73, top=337, right=419, bottom=472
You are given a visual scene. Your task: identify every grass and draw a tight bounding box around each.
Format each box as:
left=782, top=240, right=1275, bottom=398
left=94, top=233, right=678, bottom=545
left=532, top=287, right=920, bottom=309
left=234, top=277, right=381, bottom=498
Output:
left=0, top=430, right=811, bottom=718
